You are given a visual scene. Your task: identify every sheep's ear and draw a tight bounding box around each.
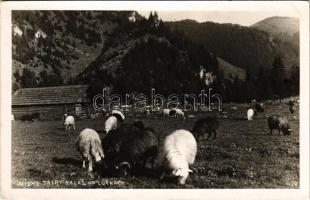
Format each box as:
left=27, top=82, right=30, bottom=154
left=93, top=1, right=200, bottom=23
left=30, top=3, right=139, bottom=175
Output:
left=172, top=169, right=182, bottom=176
left=188, top=169, right=193, bottom=173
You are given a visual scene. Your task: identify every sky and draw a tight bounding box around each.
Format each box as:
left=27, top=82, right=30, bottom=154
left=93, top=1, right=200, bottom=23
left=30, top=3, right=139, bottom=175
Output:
left=138, top=11, right=299, bottom=26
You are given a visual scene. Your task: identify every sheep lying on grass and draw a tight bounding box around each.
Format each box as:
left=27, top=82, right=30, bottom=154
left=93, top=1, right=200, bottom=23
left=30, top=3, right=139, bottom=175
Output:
left=157, top=129, right=197, bottom=185
left=76, top=128, right=104, bottom=171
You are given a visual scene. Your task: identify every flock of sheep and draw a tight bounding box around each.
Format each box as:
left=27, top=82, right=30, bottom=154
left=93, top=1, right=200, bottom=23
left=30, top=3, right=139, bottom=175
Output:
left=62, top=98, right=297, bottom=185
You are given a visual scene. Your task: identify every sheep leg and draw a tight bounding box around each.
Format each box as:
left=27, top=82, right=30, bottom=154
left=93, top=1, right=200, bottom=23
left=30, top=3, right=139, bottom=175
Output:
left=73, top=123, right=76, bottom=131
left=278, top=128, right=281, bottom=135
left=82, top=160, right=86, bottom=168
left=88, top=155, right=93, bottom=171
left=160, top=170, right=166, bottom=179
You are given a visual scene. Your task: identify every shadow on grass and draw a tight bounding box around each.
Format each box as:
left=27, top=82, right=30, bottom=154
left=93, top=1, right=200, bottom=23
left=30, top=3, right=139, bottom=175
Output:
left=52, top=157, right=81, bottom=166
left=231, top=117, right=247, bottom=121
left=95, top=163, right=161, bottom=180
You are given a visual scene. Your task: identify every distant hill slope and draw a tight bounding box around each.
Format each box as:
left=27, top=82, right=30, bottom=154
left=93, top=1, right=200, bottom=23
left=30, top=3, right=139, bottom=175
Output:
left=217, top=57, right=246, bottom=81
left=251, top=17, right=299, bottom=37
left=12, top=11, right=141, bottom=90
left=251, top=16, right=299, bottom=51
left=167, top=20, right=299, bottom=75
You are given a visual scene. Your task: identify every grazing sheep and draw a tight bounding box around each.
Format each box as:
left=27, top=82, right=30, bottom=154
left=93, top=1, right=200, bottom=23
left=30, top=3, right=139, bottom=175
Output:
left=173, top=108, right=185, bottom=119
left=63, top=114, right=75, bottom=132
left=288, top=99, right=296, bottom=114
left=158, top=129, right=197, bottom=185
left=255, top=103, right=264, bottom=112
left=288, top=99, right=295, bottom=107
left=102, top=122, right=158, bottom=176
left=163, top=109, right=171, bottom=117
left=102, top=123, right=141, bottom=167
left=144, top=108, right=151, bottom=115
left=267, top=115, right=291, bottom=135
left=169, top=109, right=176, bottom=117
left=104, top=110, right=125, bottom=133
left=104, top=116, right=118, bottom=133
left=289, top=105, right=296, bottom=114
left=247, top=108, right=255, bottom=120
left=76, top=128, right=104, bottom=171
left=192, top=116, right=219, bottom=140
left=111, top=110, right=125, bottom=121
left=116, top=124, right=158, bottom=176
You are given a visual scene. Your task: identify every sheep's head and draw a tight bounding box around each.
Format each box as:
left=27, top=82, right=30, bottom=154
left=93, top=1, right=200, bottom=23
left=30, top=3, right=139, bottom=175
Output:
left=116, top=162, right=131, bottom=177
left=172, top=168, right=193, bottom=185
left=282, top=126, right=292, bottom=135
left=94, top=152, right=105, bottom=162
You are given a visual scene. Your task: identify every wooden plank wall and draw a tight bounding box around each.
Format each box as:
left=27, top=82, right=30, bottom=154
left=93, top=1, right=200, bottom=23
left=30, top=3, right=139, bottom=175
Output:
left=12, top=104, right=91, bottom=120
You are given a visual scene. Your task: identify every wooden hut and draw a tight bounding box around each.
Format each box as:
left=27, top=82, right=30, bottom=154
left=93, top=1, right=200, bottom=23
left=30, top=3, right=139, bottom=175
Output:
left=12, top=85, right=91, bottom=120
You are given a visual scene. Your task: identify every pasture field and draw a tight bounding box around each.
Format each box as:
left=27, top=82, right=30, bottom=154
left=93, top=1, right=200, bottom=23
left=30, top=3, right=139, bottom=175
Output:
left=11, top=102, right=299, bottom=188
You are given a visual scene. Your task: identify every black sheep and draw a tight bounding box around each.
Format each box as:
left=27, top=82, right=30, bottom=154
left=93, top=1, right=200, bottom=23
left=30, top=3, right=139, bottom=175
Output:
left=116, top=126, right=158, bottom=176
left=267, top=115, right=291, bottom=135
left=102, top=123, right=139, bottom=166
left=288, top=99, right=295, bottom=107
left=255, top=103, right=264, bottom=112
left=192, top=116, right=219, bottom=140
left=101, top=121, right=158, bottom=176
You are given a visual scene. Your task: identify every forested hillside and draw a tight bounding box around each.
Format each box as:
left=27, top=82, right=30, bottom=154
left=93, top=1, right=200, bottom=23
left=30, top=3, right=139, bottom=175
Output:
left=167, top=20, right=299, bottom=76
left=12, top=11, right=299, bottom=102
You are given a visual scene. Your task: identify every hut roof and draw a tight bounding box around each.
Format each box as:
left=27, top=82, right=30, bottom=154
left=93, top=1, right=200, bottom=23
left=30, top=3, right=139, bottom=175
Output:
left=12, top=85, right=90, bottom=106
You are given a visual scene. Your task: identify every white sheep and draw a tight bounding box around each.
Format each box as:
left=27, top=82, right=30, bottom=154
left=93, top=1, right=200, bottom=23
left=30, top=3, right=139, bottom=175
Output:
left=63, top=114, right=75, bottom=132
left=104, top=110, right=125, bottom=133
left=163, top=108, right=170, bottom=117
left=104, top=116, right=118, bottom=133
left=111, top=110, right=125, bottom=120
left=158, top=129, right=197, bottom=185
left=247, top=108, right=255, bottom=120
left=173, top=108, right=185, bottom=119
left=76, top=128, right=104, bottom=171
